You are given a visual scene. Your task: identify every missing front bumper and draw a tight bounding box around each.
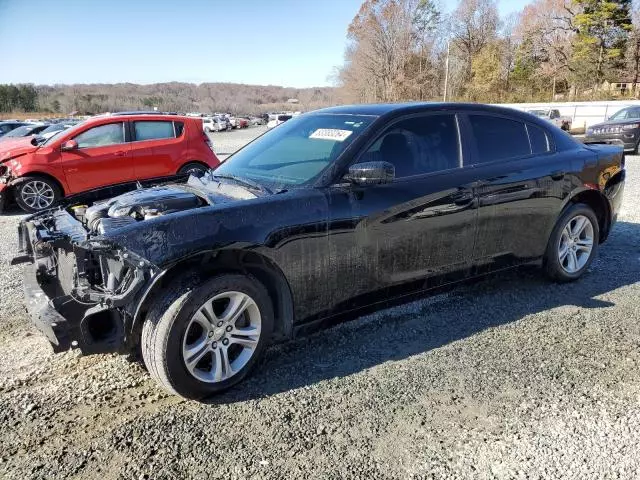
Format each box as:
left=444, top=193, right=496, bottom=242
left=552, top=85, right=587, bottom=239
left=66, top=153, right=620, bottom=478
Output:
left=15, top=211, right=155, bottom=355
left=23, top=266, right=75, bottom=353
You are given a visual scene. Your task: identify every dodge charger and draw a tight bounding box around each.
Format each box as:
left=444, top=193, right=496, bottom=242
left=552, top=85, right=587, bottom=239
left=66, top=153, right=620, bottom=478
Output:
left=13, top=103, right=626, bottom=399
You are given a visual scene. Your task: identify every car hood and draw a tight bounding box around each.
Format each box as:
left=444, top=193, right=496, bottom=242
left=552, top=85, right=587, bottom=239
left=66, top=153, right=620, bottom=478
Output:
left=0, top=137, right=39, bottom=162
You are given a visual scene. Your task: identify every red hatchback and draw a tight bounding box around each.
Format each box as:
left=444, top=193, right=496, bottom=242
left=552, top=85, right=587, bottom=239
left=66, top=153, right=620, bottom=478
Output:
left=0, top=113, right=220, bottom=212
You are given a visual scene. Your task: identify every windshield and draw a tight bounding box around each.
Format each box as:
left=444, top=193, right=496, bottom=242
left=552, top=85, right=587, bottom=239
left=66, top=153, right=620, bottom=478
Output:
left=39, top=124, right=65, bottom=134
left=608, top=108, right=640, bottom=120
left=214, top=113, right=375, bottom=188
left=3, top=125, right=37, bottom=137
left=527, top=110, right=548, bottom=117
left=40, top=121, right=84, bottom=145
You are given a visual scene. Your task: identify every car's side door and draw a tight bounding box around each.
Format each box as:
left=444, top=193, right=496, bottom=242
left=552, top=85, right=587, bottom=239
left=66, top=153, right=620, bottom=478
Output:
left=461, top=113, right=580, bottom=270
left=130, top=120, right=184, bottom=179
left=60, top=121, right=133, bottom=193
left=322, top=113, right=479, bottom=312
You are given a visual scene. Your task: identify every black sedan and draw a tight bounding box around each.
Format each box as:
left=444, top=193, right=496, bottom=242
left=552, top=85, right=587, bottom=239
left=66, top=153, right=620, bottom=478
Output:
left=0, top=123, right=50, bottom=141
left=585, top=106, right=640, bottom=153
left=14, top=103, right=626, bottom=399
left=0, top=121, right=30, bottom=137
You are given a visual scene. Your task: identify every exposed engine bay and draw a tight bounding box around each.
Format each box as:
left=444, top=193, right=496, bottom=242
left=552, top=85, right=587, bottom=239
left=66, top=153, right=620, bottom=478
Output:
left=78, top=185, right=204, bottom=235
left=65, top=174, right=259, bottom=236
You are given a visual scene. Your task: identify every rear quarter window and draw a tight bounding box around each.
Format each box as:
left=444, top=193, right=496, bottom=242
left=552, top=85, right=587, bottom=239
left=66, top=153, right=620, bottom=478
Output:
left=134, top=121, right=176, bottom=141
left=527, top=124, right=552, bottom=154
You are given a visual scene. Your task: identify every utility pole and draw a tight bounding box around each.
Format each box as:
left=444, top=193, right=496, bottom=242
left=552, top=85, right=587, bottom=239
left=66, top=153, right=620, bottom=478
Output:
left=443, top=40, right=450, bottom=102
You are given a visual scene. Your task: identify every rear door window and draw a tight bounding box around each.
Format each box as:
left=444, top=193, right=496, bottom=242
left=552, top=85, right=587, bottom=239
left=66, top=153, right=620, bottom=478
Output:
left=74, top=122, right=125, bottom=148
left=133, top=121, right=176, bottom=141
left=468, top=115, right=530, bottom=164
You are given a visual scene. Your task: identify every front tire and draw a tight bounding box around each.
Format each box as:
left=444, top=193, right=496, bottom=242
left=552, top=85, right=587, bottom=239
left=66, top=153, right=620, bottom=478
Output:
left=141, top=274, right=274, bottom=399
left=14, top=176, right=61, bottom=213
left=544, top=203, right=599, bottom=282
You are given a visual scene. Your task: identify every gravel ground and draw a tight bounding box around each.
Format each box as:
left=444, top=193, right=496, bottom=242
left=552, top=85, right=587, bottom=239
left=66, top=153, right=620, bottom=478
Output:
left=1, top=143, right=639, bottom=479
left=208, top=125, right=267, bottom=159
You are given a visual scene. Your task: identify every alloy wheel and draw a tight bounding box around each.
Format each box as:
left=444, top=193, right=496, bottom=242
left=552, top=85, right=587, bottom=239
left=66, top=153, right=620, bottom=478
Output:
left=557, top=214, right=594, bottom=274
left=182, top=291, right=261, bottom=383
left=20, top=180, right=55, bottom=210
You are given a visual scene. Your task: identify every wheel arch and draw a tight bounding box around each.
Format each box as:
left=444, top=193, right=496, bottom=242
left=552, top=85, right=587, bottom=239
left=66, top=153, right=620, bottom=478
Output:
left=10, top=171, right=66, bottom=195
left=177, top=160, right=209, bottom=175
left=129, top=248, right=294, bottom=348
left=563, top=188, right=611, bottom=243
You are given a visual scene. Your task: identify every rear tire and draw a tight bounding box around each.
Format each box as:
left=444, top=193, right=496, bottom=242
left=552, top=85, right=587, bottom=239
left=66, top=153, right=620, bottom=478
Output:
left=14, top=175, right=62, bottom=213
left=141, top=274, right=274, bottom=399
left=544, top=203, right=599, bottom=282
left=178, top=162, right=209, bottom=177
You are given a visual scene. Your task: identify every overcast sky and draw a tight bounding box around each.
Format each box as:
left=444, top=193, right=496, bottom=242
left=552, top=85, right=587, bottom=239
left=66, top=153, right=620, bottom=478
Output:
left=0, top=0, right=533, bottom=87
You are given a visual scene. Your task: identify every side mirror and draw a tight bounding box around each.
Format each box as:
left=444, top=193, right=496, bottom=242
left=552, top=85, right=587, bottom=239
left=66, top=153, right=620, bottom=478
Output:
left=343, top=161, right=395, bottom=186
left=61, top=139, right=78, bottom=151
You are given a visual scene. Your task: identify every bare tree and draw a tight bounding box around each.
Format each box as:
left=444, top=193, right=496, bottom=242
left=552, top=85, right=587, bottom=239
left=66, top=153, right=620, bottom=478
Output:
left=450, top=0, right=500, bottom=85
left=626, top=4, right=640, bottom=95
left=340, top=0, right=417, bottom=102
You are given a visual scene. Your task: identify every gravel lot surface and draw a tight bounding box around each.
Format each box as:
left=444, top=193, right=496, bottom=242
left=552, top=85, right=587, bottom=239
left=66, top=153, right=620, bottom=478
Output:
left=1, top=139, right=639, bottom=479
left=208, top=125, right=267, bottom=160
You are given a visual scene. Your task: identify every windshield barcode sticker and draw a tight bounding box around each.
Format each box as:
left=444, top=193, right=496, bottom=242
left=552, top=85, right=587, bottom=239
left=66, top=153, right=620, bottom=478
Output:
left=309, top=129, right=353, bottom=142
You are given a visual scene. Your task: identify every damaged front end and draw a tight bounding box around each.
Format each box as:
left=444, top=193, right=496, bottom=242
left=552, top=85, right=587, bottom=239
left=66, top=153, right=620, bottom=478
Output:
left=13, top=208, right=157, bottom=354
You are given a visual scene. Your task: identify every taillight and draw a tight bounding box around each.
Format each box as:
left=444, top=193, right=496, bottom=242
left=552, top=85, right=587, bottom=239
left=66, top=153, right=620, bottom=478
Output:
left=203, top=133, right=215, bottom=153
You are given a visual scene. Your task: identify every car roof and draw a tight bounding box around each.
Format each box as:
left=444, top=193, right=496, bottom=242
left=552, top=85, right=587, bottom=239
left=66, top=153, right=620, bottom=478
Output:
left=82, top=113, right=192, bottom=126
left=312, top=102, right=540, bottom=118
left=312, top=102, right=566, bottom=131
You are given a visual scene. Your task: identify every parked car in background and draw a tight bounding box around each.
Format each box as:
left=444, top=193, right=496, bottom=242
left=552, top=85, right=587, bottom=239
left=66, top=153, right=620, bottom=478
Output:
left=236, top=118, right=249, bottom=129
left=0, top=121, right=30, bottom=137
left=526, top=108, right=572, bottom=131
left=13, top=103, right=625, bottom=399
left=267, top=114, right=292, bottom=129
left=0, top=113, right=220, bottom=212
left=585, top=106, right=640, bottom=153
left=202, top=116, right=227, bottom=133
left=0, top=123, right=50, bottom=141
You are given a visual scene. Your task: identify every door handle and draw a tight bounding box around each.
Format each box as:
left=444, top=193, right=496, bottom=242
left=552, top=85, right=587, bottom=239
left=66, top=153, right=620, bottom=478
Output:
left=114, top=151, right=126, bottom=157
left=550, top=171, right=565, bottom=180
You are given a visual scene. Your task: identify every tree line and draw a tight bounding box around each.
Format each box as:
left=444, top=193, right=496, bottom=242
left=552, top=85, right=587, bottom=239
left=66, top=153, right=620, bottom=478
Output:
left=0, top=84, right=38, bottom=113
left=337, top=0, right=640, bottom=104
left=0, top=82, right=337, bottom=115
